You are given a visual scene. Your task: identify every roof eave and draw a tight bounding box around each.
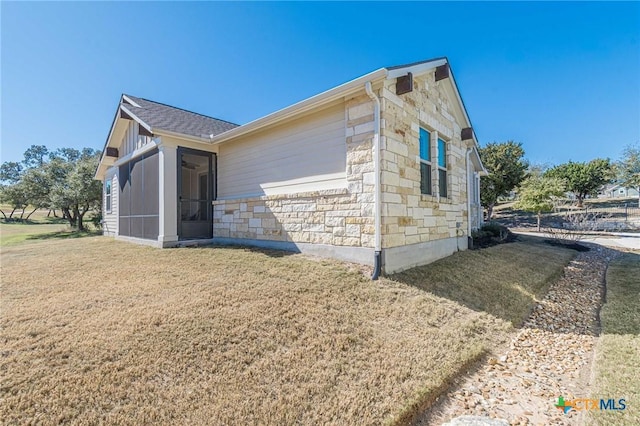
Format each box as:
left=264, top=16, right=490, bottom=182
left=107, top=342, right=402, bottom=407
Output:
left=210, top=68, right=388, bottom=144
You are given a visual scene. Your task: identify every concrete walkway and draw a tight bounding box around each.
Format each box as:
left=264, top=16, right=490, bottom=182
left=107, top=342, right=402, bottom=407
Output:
left=513, top=231, right=640, bottom=251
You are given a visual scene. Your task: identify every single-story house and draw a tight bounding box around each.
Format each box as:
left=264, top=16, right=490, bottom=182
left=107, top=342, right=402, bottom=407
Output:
left=94, top=57, right=486, bottom=275
left=600, top=183, right=640, bottom=199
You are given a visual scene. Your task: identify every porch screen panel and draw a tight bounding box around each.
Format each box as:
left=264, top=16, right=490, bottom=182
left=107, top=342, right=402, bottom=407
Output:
left=130, top=156, right=144, bottom=238
left=142, top=151, right=159, bottom=239
left=118, top=149, right=159, bottom=240
left=118, top=163, right=131, bottom=236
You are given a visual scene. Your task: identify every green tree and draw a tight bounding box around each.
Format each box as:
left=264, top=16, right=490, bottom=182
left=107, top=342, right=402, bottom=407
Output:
left=22, top=145, right=50, bottom=169
left=0, top=182, right=29, bottom=220
left=20, top=166, right=53, bottom=220
left=617, top=144, right=640, bottom=207
left=0, top=161, right=23, bottom=184
left=479, top=141, right=528, bottom=219
left=0, top=162, right=25, bottom=219
left=48, top=148, right=102, bottom=230
left=515, top=174, right=565, bottom=232
left=545, top=159, right=614, bottom=207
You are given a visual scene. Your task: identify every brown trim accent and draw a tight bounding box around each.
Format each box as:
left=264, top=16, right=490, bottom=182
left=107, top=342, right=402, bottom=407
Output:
left=435, top=64, right=450, bottom=81
left=461, top=127, right=474, bottom=140
left=138, top=125, right=153, bottom=137
left=120, top=108, right=132, bottom=120
left=106, top=147, right=119, bottom=158
left=395, top=72, right=413, bottom=95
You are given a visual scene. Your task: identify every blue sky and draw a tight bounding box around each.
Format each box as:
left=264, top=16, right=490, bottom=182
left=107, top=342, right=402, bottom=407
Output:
left=1, top=2, right=639, bottom=167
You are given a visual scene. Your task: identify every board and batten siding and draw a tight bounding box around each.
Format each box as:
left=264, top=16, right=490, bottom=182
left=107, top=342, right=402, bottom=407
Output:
left=102, top=169, right=118, bottom=236
left=217, top=103, right=347, bottom=199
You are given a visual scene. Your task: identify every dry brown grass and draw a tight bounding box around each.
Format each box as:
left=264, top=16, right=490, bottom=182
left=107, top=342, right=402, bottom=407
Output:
left=392, top=236, right=576, bottom=326
left=1, top=236, right=572, bottom=425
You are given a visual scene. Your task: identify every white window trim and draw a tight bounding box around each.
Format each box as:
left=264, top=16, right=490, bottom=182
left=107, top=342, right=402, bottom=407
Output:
left=105, top=179, right=112, bottom=214
left=418, top=127, right=433, bottom=196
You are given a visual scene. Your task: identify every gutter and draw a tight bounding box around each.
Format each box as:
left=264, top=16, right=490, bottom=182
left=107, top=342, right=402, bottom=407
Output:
left=365, top=81, right=382, bottom=280
left=153, top=129, right=213, bottom=144
left=466, top=149, right=473, bottom=237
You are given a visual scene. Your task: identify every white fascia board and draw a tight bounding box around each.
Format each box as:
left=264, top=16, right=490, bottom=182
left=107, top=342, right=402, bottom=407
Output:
left=94, top=165, right=105, bottom=181
left=210, top=68, right=388, bottom=145
left=153, top=129, right=212, bottom=144
left=119, top=105, right=153, bottom=133
left=386, top=58, right=448, bottom=79
left=471, top=146, right=488, bottom=175
left=121, top=94, right=141, bottom=108
left=448, top=72, right=473, bottom=130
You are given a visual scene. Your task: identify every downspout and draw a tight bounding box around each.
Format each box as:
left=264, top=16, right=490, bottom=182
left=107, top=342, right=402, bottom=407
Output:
left=365, top=81, right=382, bottom=280
left=466, top=149, right=473, bottom=238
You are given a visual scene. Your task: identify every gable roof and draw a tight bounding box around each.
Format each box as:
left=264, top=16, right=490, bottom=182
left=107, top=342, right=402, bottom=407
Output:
left=206, top=57, right=478, bottom=147
left=121, top=94, right=238, bottom=139
left=96, top=57, right=482, bottom=179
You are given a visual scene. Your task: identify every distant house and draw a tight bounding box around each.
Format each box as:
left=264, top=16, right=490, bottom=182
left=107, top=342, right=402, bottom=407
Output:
left=94, top=57, right=486, bottom=274
left=601, top=184, right=640, bottom=199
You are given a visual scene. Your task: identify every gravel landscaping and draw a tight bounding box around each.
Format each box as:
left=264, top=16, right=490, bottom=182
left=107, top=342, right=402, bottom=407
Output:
left=420, top=244, right=620, bottom=426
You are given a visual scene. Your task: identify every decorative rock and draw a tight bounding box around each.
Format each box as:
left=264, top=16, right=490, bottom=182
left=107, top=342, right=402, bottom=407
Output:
left=426, top=246, right=620, bottom=426
left=442, top=415, right=509, bottom=426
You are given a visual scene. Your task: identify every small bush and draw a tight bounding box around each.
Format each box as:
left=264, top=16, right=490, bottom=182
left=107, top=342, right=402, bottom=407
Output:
left=471, top=223, right=513, bottom=249
left=90, top=213, right=103, bottom=230
left=480, top=222, right=504, bottom=237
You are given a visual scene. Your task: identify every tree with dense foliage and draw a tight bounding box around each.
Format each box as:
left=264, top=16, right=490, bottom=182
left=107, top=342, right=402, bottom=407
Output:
left=515, top=174, right=565, bottom=232
left=48, top=148, right=102, bottom=230
left=617, top=144, right=640, bottom=207
left=22, top=145, right=49, bottom=169
left=0, top=146, right=102, bottom=229
left=479, top=141, right=528, bottom=219
left=0, top=162, right=27, bottom=219
left=545, top=159, right=614, bottom=207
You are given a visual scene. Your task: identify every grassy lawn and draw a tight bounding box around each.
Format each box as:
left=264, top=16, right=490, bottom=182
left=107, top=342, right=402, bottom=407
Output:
left=589, top=252, right=640, bottom=425
left=1, top=232, right=575, bottom=424
left=0, top=207, right=100, bottom=247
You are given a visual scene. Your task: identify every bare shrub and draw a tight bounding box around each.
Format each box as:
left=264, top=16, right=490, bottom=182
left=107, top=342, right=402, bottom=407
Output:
left=545, top=200, right=600, bottom=242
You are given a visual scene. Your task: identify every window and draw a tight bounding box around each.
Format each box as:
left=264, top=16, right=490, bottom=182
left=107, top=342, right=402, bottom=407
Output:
left=438, top=138, right=447, bottom=198
left=419, top=128, right=432, bottom=195
left=105, top=179, right=112, bottom=213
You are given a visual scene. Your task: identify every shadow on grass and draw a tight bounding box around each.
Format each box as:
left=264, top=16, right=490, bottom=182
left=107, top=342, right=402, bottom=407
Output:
left=185, top=243, right=297, bottom=259
left=27, top=230, right=102, bottom=241
left=1, top=217, right=68, bottom=225
left=387, top=235, right=577, bottom=328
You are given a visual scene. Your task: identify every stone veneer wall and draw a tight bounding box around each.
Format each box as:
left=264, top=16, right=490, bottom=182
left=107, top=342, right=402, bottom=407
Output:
left=213, top=98, right=376, bottom=249
left=379, top=72, right=471, bottom=249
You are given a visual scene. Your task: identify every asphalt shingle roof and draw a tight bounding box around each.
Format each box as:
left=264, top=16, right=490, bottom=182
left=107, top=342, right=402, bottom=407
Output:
left=122, top=94, right=239, bottom=139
